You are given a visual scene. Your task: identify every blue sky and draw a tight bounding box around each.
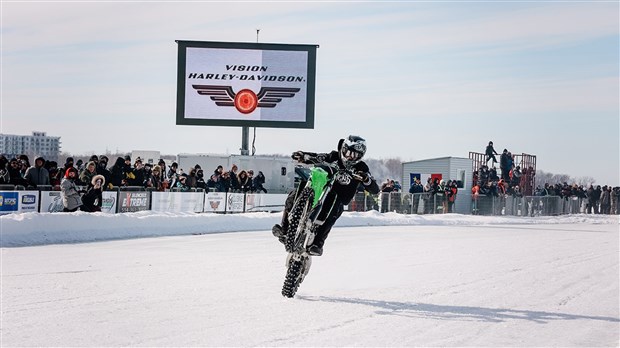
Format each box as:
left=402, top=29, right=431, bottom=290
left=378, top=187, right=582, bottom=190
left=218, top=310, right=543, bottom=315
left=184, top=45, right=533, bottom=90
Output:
left=1, top=1, right=618, bottom=185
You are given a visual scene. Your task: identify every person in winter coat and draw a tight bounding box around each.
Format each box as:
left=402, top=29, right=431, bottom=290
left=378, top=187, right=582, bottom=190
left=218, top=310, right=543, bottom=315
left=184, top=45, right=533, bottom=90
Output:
left=446, top=181, right=458, bottom=213
left=499, top=149, right=511, bottom=181
left=109, top=157, right=127, bottom=188
left=96, top=156, right=111, bottom=187
left=81, top=174, right=105, bottom=212
left=186, top=168, right=198, bottom=188
left=61, top=167, right=83, bottom=212
left=79, top=161, right=97, bottom=187
left=0, top=155, right=9, bottom=184
left=24, top=156, right=50, bottom=188
left=485, top=141, right=499, bottom=167
left=253, top=171, right=267, bottom=193
left=7, top=158, right=29, bottom=187
left=45, top=161, right=62, bottom=187
left=145, top=165, right=165, bottom=191
left=175, top=173, right=191, bottom=192
left=219, top=171, right=232, bottom=192
left=64, top=157, right=75, bottom=172
left=195, top=169, right=207, bottom=191
left=128, top=158, right=145, bottom=186
left=611, top=187, right=619, bottom=215
left=236, top=170, right=252, bottom=192
left=228, top=164, right=239, bottom=191
left=167, top=162, right=180, bottom=188
left=272, top=135, right=379, bottom=256
left=599, top=186, right=611, bottom=214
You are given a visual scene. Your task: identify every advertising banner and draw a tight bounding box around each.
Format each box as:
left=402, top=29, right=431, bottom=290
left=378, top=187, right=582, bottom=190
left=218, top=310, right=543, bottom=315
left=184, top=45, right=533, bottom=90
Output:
left=151, top=192, right=205, bottom=213
left=101, top=191, right=118, bottom=213
left=176, top=40, right=317, bottom=129
left=245, top=193, right=287, bottom=212
left=0, top=191, right=19, bottom=214
left=118, top=192, right=150, bottom=213
left=40, top=191, right=118, bottom=213
left=226, top=193, right=245, bottom=213
left=18, top=191, right=39, bottom=213
left=204, top=192, right=226, bottom=213
left=40, top=191, right=64, bottom=213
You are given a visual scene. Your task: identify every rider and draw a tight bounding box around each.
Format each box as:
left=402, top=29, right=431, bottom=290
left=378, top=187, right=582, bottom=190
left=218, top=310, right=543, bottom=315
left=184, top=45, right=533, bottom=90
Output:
left=272, top=135, right=380, bottom=256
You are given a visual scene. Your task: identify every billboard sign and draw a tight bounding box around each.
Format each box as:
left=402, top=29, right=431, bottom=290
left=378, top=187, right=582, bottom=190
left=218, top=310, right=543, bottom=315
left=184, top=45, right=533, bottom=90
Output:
left=0, top=192, right=19, bottom=214
left=119, top=192, right=150, bottom=213
left=176, top=40, right=318, bottom=129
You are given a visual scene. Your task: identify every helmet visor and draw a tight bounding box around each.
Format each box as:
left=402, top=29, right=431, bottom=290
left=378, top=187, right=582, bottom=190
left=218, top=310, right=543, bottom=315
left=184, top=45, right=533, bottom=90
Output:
left=341, top=147, right=363, bottom=162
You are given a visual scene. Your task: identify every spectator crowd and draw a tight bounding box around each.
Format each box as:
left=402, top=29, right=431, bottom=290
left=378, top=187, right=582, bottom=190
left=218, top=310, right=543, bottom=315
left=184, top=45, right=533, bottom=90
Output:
left=0, top=153, right=268, bottom=212
left=1, top=148, right=618, bottom=215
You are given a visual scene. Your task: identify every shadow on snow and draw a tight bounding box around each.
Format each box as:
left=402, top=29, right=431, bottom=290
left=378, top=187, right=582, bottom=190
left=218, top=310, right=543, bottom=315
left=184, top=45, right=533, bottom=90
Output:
left=297, top=296, right=620, bottom=324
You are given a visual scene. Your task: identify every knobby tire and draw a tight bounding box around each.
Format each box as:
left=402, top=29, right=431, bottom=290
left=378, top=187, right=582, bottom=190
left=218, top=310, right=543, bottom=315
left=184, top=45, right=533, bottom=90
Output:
left=282, top=187, right=314, bottom=298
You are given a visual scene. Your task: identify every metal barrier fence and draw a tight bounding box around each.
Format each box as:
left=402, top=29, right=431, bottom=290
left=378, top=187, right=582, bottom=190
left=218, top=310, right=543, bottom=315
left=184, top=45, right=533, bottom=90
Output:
left=1, top=185, right=617, bottom=216
left=347, top=192, right=618, bottom=216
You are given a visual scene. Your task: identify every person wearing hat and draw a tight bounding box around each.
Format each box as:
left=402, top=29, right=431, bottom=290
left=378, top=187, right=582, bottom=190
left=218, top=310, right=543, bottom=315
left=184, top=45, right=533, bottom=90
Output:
left=24, top=156, right=50, bottom=188
left=7, top=157, right=28, bottom=187
left=167, top=162, right=179, bottom=188
left=81, top=175, right=105, bottom=212
left=64, top=157, right=75, bottom=172
left=109, top=157, right=128, bottom=187
left=96, top=155, right=111, bottom=188
left=60, top=167, right=83, bottom=212
left=127, top=157, right=144, bottom=186
left=175, top=173, right=191, bottom=192
left=485, top=141, right=498, bottom=167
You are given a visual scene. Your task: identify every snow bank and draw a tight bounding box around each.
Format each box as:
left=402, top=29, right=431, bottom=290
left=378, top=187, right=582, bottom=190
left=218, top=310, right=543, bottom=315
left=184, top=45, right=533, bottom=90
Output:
left=1, top=211, right=617, bottom=247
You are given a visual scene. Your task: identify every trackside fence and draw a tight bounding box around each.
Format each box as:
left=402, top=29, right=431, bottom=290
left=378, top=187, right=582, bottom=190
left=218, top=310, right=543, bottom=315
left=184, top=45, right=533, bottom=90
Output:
left=0, top=187, right=617, bottom=216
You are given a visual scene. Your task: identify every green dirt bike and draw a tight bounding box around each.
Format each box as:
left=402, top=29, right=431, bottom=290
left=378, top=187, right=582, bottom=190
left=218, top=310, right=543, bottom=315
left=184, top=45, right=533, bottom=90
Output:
left=281, top=162, right=361, bottom=298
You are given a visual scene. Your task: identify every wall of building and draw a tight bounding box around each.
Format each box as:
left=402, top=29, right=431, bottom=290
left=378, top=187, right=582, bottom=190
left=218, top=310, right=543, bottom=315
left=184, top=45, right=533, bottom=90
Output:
left=0, top=132, right=61, bottom=162
left=402, top=157, right=473, bottom=214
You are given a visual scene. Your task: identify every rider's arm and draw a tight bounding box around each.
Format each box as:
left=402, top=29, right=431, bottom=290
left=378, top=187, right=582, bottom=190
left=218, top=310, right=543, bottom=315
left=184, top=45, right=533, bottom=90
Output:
left=293, top=151, right=339, bottom=164
left=354, top=162, right=380, bottom=194
left=362, top=173, right=380, bottom=194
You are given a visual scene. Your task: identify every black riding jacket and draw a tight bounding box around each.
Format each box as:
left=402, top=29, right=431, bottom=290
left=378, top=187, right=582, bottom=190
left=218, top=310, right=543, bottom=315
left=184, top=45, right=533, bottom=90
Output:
left=299, top=150, right=380, bottom=204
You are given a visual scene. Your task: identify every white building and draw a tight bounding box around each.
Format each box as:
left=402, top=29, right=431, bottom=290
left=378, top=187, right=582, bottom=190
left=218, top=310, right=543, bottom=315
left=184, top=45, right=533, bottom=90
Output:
left=131, top=150, right=161, bottom=165
left=0, top=131, right=61, bottom=161
left=402, top=156, right=473, bottom=214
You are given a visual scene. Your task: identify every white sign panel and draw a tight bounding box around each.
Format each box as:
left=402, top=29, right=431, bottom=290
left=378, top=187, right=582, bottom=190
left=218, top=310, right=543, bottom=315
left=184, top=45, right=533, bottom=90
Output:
left=245, top=193, right=287, bottom=212
left=204, top=192, right=226, bottom=213
left=101, top=191, right=118, bottom=214
left=40, top=191, right=64, bottom=212
left=176, top=41, right=317, bottom=129
left=151, top=192, right=205, bottom=213
left=18, top=191, right=39, bottom=213
left=226, top=193, right=245, bottom=213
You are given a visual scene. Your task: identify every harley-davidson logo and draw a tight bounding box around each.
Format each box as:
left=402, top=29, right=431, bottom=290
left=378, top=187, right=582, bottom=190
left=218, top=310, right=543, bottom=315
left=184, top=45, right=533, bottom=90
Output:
left=192, top=85, right=300, bottom=114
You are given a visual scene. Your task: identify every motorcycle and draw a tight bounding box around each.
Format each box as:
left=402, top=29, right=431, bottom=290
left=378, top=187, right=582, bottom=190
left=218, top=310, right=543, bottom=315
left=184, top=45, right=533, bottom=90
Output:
left=281, top=161, right=361, bottom=298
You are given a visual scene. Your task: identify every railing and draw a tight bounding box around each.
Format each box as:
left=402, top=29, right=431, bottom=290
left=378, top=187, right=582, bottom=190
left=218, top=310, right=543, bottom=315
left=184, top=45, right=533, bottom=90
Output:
left=349, top=192, right=617, bottom=216
left=1, top=185, right=618, bottom=216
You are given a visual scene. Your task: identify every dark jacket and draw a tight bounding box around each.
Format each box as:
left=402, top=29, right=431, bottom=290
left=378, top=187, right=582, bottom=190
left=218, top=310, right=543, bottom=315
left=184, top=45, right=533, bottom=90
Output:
left=109, top=157, right=127, bottom=187
left=297, top=148, right=379, bottom=204
left=24, top=157, right=50, bottom=187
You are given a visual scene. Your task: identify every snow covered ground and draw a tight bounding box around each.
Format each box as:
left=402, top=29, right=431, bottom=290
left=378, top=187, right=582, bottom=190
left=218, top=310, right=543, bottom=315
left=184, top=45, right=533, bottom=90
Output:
left=1, top=212, right=619, bottom=347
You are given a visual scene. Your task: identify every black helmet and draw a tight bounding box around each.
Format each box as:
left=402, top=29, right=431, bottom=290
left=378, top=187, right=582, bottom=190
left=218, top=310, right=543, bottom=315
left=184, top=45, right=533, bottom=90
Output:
left=339, top=135, right=367, bottom=167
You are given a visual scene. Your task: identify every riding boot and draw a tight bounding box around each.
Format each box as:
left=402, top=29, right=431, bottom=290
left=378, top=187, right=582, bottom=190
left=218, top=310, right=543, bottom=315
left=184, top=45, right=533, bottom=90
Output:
left=273, top=190, right=296, bottom=243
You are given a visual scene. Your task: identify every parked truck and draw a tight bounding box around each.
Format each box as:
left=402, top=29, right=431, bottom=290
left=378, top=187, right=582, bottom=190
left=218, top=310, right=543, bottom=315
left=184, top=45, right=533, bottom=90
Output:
left=176, top=153, right=296, bottom=193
